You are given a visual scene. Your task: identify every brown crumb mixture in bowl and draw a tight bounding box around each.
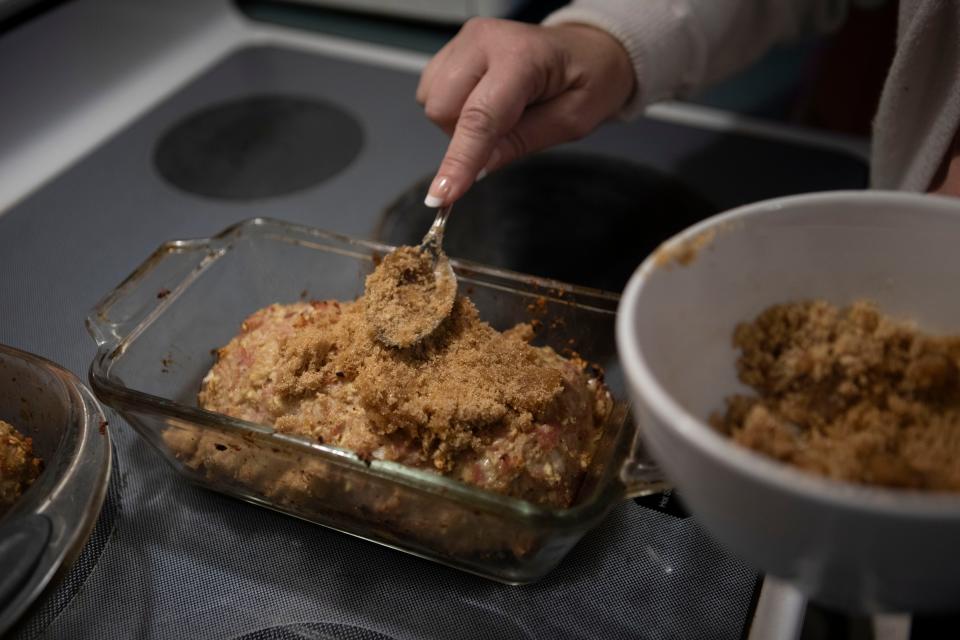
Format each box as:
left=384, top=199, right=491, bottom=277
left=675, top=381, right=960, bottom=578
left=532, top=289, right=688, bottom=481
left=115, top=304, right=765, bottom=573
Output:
left=713, top=300, right=960, bottom=491
left=0, top=419, right=43, bottom=516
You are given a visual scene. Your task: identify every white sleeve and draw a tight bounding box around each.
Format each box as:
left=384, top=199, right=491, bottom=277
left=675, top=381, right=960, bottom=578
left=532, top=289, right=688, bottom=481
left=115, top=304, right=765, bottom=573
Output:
left=871, top=0, right=960, bottom=190
left=542, top=0, right=851, bottom=118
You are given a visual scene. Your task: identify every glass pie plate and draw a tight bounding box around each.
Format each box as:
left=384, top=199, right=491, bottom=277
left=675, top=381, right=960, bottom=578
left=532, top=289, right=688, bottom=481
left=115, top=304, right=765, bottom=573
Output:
left=0, top=344, right=111, bottom=635
left=86, top=218, right=665, bottom=583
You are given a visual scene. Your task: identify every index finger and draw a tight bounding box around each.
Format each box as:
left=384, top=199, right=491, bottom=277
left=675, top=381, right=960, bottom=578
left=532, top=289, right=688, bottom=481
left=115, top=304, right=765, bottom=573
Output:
left=425, top=66, right=536, bottom=207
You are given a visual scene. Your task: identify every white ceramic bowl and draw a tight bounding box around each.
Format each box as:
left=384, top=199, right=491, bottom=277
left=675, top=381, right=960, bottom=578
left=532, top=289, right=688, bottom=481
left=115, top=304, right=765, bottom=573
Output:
left=616, top=190, right=960, bottom=613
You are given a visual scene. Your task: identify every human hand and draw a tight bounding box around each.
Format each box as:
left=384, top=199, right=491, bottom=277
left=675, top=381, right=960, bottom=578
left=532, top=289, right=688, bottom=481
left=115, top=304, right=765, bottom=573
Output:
left=416, top=17, right=635, bottom=207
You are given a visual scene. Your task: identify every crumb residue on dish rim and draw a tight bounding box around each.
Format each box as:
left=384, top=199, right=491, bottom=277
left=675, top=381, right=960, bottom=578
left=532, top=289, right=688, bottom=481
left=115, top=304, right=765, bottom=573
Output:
left=714, top=299, right=960, bottom=492
left=653, top=220, right=744, bottom=269
left=653, top=228, right=717, bottom=268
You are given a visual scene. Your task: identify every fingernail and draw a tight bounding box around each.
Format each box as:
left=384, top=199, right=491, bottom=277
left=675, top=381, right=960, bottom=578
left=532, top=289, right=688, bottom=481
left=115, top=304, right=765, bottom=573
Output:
left=476, top=168, right=488, bottom=182
left=424, top=175, right=451, bottom=208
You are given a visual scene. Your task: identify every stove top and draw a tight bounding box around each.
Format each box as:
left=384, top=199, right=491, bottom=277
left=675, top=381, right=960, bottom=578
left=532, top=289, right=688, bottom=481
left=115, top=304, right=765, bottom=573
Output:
left=1, top=43, right=869, bottom=640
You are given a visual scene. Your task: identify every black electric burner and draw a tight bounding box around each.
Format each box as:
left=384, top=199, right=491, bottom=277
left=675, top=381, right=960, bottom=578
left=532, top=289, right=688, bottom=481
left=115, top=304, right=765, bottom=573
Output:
left=155, top=95, right=364, bottom=200
left=0, top=45, right=872, bottom=640
left=376, top=151, right=716, bottom=292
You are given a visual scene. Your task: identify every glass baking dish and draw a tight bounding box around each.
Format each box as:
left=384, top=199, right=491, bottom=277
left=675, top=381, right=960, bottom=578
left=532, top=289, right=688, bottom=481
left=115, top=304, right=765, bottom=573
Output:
left=86, top=218, right=665, bottom=583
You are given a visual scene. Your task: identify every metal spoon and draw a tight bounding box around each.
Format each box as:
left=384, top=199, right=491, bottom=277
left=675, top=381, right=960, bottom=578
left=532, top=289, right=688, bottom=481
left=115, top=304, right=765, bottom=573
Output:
left=420, top=203, right=454, bottom=280
left=365, top=204, right=457, bottom=348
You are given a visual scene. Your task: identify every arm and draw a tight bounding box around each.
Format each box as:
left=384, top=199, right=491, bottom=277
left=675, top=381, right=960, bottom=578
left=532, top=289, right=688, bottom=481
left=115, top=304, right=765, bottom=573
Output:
left=418, top=0, right=851, bottom=206
left=543, top=0, right=850, bottom=115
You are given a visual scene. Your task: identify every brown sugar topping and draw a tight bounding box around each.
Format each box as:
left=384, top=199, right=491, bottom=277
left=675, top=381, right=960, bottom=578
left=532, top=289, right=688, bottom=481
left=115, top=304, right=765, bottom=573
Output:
left=714, top=300, right=960, bottom=491
left=275, top=296, right=565, bottom=470
left=196, top=288, right=614, bottom=508
left=363, top=246, right=457, bottom=347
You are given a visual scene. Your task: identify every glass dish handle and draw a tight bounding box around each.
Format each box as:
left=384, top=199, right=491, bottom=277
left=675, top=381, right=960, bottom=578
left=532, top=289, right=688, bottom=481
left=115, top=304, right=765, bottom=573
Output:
left=86, top=238, right=223, bottom=347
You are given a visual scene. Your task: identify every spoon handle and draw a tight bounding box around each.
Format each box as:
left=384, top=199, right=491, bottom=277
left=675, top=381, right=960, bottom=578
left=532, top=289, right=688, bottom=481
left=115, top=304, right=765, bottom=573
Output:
left=421, top=204, right=453, bottom=255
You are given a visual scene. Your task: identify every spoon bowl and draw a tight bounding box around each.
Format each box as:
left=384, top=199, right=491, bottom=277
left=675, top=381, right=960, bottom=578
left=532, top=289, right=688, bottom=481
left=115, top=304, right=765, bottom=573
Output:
left=365, top=205, right=457, bottom=348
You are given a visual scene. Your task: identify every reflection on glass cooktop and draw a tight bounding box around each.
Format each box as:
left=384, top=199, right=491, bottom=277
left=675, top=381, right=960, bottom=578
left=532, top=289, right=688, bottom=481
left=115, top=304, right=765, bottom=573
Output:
left=800, top=605, right=955, bottom=640
left=376, top=151, right=716, bottom=292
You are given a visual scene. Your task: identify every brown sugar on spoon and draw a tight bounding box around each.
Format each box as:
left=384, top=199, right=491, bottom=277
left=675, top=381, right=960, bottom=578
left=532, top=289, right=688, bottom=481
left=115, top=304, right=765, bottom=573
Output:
left=364, top=246, right=457, bottom=348
left=713, top=300, right=960, bottom=491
